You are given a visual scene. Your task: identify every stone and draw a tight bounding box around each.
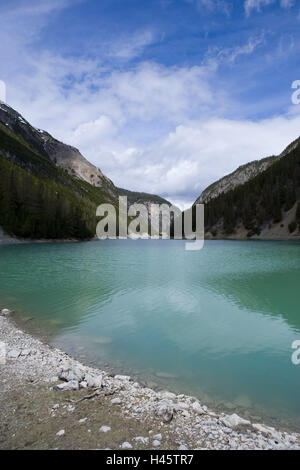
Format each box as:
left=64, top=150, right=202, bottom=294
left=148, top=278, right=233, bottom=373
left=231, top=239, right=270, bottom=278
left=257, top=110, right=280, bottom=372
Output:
left=79, top=418, right=88, bottom=423
left=56, top=429, right=65, bottom=437
left=53, top=380, right=79, bottom=391
left=1, top=309, right=11, bottom=316
left=80, top=380, right=88, bottom=388
left=21, top=349, right=31, bottom=356
left=134, top=437, right=149, bottom=444
left=100, top=426, right=111, bottom=433
left=153, top=433, right=162, bottom=440
left=84, top=373, right=102, bottom=389
left=7, top=349, right=21, bottom=359
left=155, top=400, right=174, bottom=422
left=111, top=397, right=122, bottom=405
left=252, top=423, right=282, bottom=441
left=192, top=401, right=206, bottom=415
left=58, top=365, right=84, bottom=383
left=153, top=440, right=161, bottom=447
left=174, top=402, right=189, bottom=411
left=115, top=375, right=131, bottom=381
left=178, top=444, right=188, bottom=450
left=221, top=413, right=251, bottom=429
left=160, top=391, right=177, bottom=400
left=121, top=442, right=133, bottom=449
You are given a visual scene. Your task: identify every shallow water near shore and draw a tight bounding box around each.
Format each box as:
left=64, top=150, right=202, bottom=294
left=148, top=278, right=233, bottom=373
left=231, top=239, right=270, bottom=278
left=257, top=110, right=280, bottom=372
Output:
left=1, top=239, right=300, bottom=431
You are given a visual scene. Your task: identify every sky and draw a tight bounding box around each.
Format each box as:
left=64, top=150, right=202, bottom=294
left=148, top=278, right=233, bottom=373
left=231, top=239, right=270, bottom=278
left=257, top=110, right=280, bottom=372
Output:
left=0, top=0, right=300, bottom=209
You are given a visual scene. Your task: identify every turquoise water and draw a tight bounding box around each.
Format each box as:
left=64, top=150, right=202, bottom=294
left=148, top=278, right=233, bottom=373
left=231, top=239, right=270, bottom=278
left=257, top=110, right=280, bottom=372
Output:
left=1, top=239, right=300, bottom=430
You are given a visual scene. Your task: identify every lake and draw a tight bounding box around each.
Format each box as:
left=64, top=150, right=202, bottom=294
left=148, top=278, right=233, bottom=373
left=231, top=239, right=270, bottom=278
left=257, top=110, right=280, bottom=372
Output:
left=0, top=239, right=300, bottom=431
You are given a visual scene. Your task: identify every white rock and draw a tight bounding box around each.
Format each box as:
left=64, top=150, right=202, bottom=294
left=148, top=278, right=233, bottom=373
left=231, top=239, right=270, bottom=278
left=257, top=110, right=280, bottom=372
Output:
left=58, top=365, right=84, bottom=383
left=155, top=400, right=174, bottom=422
left=53, top=380, right=79, bottom=391
left=153, top=433, right=162, bottom=440
left=111, top=397, right=122, bottom=405
left=79, top=418, right=88, bottom=423
left=160, top=391, right=176, bottom=400
left=80, top=381, right=88, bottom=388
left=21, top=349, right=31, bottom=356
left=192, top=401, right=206, bottom=415
left=115, top=375, right=131, bottom=381
left=153, top=440, right=161, bottom=447
left=178, top=444, right=188, bottom=450
left=252, top=423, right=282, bottom=441
left=221, top=413, right=251, bottom=429
left=1, top=309, right=11, bottom=316
left=7, top=349, right=21, bottom=359
left=52, top=404, right=59, bottom=410
left=134, top=436, right=149, bottom=444
left=174, top=402, right=189, bottom=411
left=56, top=429, right=65, bottom=437
left=84, top=373, right=102, bottom=388
left=121, top=442, right=133, bottom=449
left=100, top=426, right=111, bottom=433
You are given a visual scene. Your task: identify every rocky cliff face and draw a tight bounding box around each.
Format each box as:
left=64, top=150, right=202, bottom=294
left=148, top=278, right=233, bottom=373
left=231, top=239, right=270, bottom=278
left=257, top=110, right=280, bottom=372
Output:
left=0, top=102, right=117, bottom=197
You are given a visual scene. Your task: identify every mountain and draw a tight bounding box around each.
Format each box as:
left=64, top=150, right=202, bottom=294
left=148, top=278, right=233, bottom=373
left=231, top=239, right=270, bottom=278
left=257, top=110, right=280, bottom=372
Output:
left=0, top=102, right=117, bottom=197
left=196, top=138, right=300, bottom=205
left=195, top=156, right=277, bottom=204
left=0, top=102, right=173, bottom=240
left=192, top=136, right=300, bottom=240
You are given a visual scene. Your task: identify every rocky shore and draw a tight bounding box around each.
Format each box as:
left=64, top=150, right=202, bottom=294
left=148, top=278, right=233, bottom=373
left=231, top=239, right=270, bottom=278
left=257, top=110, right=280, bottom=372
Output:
left=0, top=309, right=299, bottom=450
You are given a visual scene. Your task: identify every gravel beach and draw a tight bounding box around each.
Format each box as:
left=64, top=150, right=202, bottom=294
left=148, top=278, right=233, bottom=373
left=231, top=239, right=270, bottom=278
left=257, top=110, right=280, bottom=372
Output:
left=0, top=309, right=299, bottom=451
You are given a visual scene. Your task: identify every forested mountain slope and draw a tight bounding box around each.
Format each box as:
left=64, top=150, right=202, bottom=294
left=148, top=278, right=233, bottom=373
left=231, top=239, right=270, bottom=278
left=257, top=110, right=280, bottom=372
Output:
left=0, top=103, right=176, bottom=240
left=199, top=137, right=300, bottom=239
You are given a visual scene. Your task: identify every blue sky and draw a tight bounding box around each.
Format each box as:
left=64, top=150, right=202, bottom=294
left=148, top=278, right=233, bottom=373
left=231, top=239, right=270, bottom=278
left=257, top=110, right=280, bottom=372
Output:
left=0, top=0, right=300, bottom=208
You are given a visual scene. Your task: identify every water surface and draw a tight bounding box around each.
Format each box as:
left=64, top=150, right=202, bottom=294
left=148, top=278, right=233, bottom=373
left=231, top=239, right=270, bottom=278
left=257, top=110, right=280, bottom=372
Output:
left=0, top=239, right=300, bottom=430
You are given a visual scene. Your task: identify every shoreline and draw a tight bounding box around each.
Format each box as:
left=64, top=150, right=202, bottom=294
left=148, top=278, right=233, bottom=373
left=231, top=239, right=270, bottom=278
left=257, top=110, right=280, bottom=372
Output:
left=0, top=310, right=299, bottom=450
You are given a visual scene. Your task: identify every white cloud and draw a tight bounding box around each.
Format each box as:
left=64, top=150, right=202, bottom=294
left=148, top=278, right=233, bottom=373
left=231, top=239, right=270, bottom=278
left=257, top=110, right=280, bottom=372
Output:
left=186, top=0, right=231, bottom=15
left=211, top=34, right=266, bottom=63
left=280, top=0, right=294, bottom=8
left=245, top=0, right=274, bottom=16
left=245, top=0, right=294, bottom=15
left=1, top=0, right=300, bottom=210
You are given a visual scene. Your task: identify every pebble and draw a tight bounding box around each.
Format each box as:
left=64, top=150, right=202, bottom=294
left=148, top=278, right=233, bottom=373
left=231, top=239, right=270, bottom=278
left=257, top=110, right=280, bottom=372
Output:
left=99, top=426, right=111, bottom=433
left=79, top=418, right=88, bottom=423
left=121, top=442, right=133, bottom=449
left=111, top=397, right=122, bottom=405
left=1, top=313, right=300, bottom=451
